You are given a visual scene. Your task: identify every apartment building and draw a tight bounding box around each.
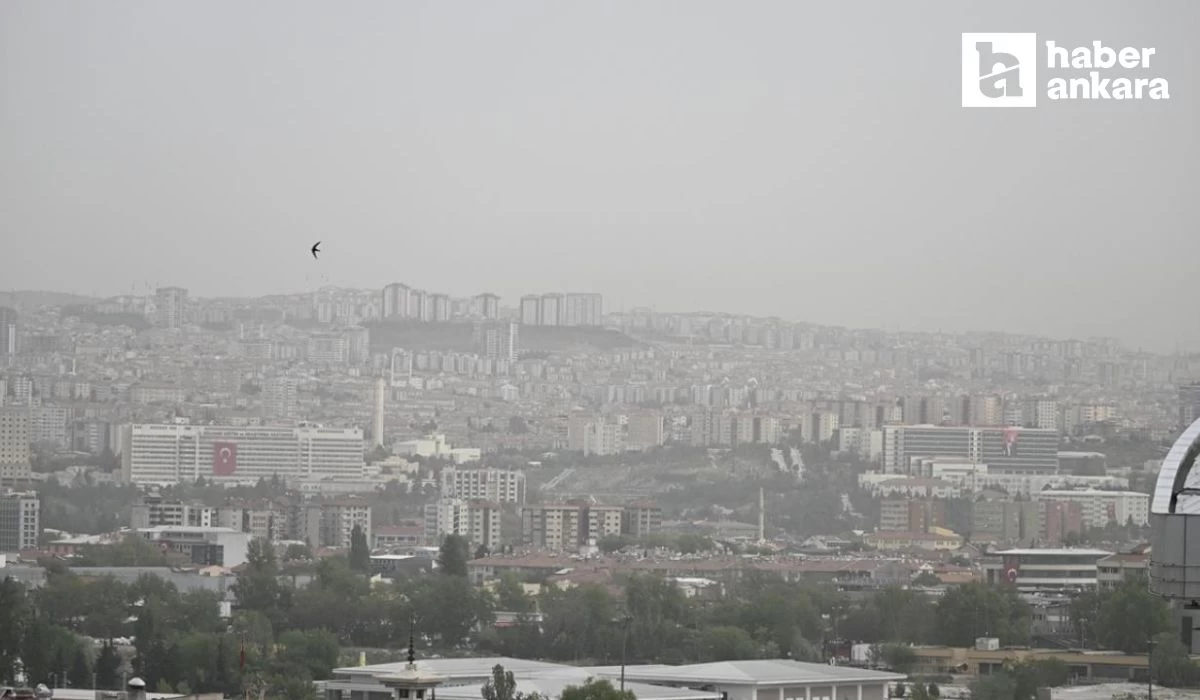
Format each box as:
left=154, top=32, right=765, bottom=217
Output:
left=440, top=466, right=526, bottom=504
left=424, top=498, right=502, bottom=551
left=624, top=500, right=663, bottom=538
left=0, top=491, right=39, bottom=552
left=879, top=499, right=945, bottom=533
left=0, top=408, right=31, bottom=486
left=521, top=501, right=624, bottom=551
left=1033, top=489, right=1150, bottom=528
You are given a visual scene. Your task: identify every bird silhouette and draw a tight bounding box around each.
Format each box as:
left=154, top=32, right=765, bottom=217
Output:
left=311, top=241, right=321, bottom=260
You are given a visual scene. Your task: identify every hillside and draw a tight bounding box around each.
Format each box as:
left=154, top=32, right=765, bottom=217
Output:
left=366, top=320, right=640, bottom=354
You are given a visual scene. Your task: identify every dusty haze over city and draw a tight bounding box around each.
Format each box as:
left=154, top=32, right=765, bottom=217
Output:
left=2, top=0, right=1198, bottom=349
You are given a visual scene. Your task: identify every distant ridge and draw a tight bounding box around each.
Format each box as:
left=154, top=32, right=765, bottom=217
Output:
left=0, top=290, right=98, bottom=309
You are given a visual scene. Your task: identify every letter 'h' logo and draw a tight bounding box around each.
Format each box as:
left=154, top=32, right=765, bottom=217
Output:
left=962, top=33, right=1037, bottom=107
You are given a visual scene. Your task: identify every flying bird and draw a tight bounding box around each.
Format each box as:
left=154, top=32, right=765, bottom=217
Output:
left=311, top=241, right=321, bottom=260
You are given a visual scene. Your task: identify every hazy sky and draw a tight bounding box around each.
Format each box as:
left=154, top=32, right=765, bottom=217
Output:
left=2, top=2, right=1197, bottom=350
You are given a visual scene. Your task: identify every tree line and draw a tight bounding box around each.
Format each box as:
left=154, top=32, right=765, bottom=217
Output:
left=5, top=532, right=1196, bottom=700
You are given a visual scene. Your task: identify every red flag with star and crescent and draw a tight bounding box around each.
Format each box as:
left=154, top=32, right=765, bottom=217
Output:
left=213, top=442, right=238, bottom=476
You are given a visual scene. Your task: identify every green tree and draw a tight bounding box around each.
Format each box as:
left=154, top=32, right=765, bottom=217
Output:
left=349, top=524, right=371, bottom=572
left=879, top=644, right=917, bottom=674
left=68, top=645, right=91, bottom=689
left=95, top=640, right=122, bottom=690
left=697, top=626, right=769, bottom=661
left=233, top=539, right=291, bottom=626
left=1096, top=580, right=1171, bottom=653
left=0, top=577, right=28, bottom=684
left=438, top=534, right=471, bottom=577
left=933, top=583, right=1029, bottom=647
left=598, top=534, right=634, bottom=554
left=276, top=629, right=340, bottom=681
left=481, top=664, right=535, bottom=700
left=1151, top=631, right=1200, bottom=687
left=560, top=678, right=635, bottom=700
left=494, top=575, right=533, bottom=613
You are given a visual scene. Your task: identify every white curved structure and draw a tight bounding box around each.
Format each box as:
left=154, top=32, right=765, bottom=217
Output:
left=1149, top=417, right=1200, bottom=600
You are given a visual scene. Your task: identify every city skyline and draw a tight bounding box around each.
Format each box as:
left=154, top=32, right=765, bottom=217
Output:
left=3, top=2, right=1199, bottom=352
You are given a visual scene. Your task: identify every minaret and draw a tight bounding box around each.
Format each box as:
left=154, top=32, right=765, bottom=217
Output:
left=758, top=487, right=765, bottom=542
left=375, top=620, right=445, bottom=700
left=373, top=378, right=386, bottom=448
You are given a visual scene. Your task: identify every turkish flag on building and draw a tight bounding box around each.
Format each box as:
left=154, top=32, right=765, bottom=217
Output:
left=213, top=441, right=238, bottom=476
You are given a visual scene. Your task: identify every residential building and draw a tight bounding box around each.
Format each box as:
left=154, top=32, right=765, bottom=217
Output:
left=1097, top=551, right=1150, bottom=590
left=0, top=307, right=17, bottom=356
left=131, top=495, right=220, bottom=529
left=474, top=293, right=500, bottom=320
left=155, top=287, right=188, bottom=329
left=440, top=467, right=526, bottom=504
left=627, top=412, right=665, bottom=451
left=519, top=295, right=540, bottom=325
left=478, top=321, right=519, bottom=362
left=521, top=501, right=624, bottom=551
left=263, top=375, right=299, bottom=419
left=0, top=408, right=31, bottom=486
left=879, top=499, right=945, bottom=533
left=312, top=498, right=373, bottom=549
left=1033, top=489, right=1150, bottom=528
left=382, top=283, right=411, bottom=319
left=624, top=500, right=662, bottom=538
left=424, top=498, right=502, bottom=551
left=0, top=491, right=39, bottom=551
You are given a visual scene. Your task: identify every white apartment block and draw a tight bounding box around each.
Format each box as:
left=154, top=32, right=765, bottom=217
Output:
left=123, top=423, right=365, bottom=485
left=424, top=497, right=502, bottom=551
left=440, top=466, right=526, bottom=504
left=1033, top=490, right=1150, bottom=529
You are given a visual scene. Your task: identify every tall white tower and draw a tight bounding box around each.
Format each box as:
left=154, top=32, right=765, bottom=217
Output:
left=758, top=487, right=765, bottom=542
left=373, top=378, right=386, bottom=448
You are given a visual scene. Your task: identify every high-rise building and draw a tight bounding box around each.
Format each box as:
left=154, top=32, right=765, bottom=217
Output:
left=519, top=295, right=540, bottom=325
left=0, top=307, right=18, bottom=356
left=479, top=321, right=519, bottom=361
left=474, top=293, right=500, bottom=320
left=440, top=466, right=526, bottom=504
left=430, top=294, right=450, bottom=322
left=263, top=376, right=298, bottom=419
left=124, top=423, right=365, bottom=485
left=0, top=491, right=40, bottom=551
left=0, top=408, right=31, bottom=486
left=539, top=293, right=563, bottom=326
left=562, top=293, right=603, bottom=327
left=382, top=283, right=412, bottom=319
left=155, top=287, right=188, bottom=329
